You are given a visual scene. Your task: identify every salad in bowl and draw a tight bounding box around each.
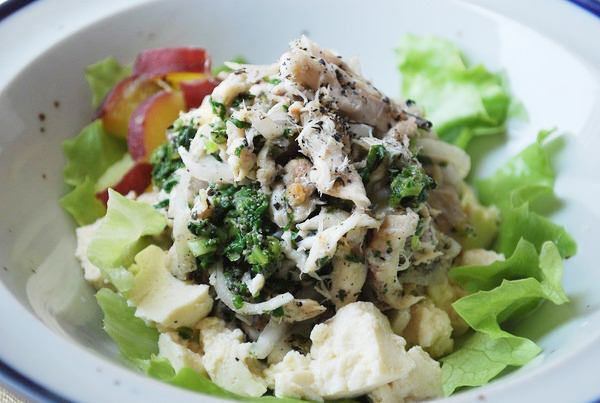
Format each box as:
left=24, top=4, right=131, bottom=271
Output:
left=60, top=35, right=576, bottom=402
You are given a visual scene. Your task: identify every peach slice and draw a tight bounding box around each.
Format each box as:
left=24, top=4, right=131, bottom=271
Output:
left=133, top=48, right=210, bottom=77
left=99, top=76, right=162, bottom=138
left=128, top=90, right=185, bottom=160
left=96, top=162, right=153, bottom=205
left=179, top=78, right=219, bottom=109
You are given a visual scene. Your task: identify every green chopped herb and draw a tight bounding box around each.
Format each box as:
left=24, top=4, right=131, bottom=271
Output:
left=204, top=139, right=220, bottom=155
left=264, top=77, right=282, bottom=85
left=231, top=92, right=255, bottom=108
left=209, top=97, right=226, bottom=120
left=210, top=122, right=227, bottom=144
left=234, top=143, right=246, bottom=157
left=345, top=254, right=364, bottom=263
left=272, top=306, right=284, bottom=317
left=318, top=255, right=332, bottom=268
left=232, top=295, right=245, bottom=309
left=153, top=199, right=169, bottom=209
left=359, top=144, right=387, bottom=183
left=410, top=235, right=421, bottom=251
left=177, top=327, right=194, bottom=340
left=229, top=118, right=251, bottom=129
left=389, top=164, right=435, bottom=207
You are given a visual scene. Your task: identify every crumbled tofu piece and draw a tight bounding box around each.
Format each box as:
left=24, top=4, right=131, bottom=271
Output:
left=402, top=299, right=454, bottom=358
left=198, top=317, right=267, bottom=397
left=129, top=246, right=213, bottom=329
left=266, top=351, right=322, bottom=402
left=309, top=302, right=414, bottom=399
left=75, top=220, right=104, bottom=288
left=369, top=346, right=442, bottom=403
left=388, top=308, right=412, bottom=335
left=459, top=248, right=505, bottom=266
left=427, top=280, right=469, bottom=336
left=158, top=332, right=205, bottom=375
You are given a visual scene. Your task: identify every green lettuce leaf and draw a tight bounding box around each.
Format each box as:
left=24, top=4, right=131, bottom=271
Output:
left=59, top=177, right=106, bottom=226
left=96, top=288, right=159, bottom=361
left=476, top=130, right=576, bottom=258
left=477, top=130, right=555, bottom=208
left=450, top=238, right=539, bottom=292
left=62, top=120, right=127, bottom=187
left=87, top=189, right=166, bottom=270
left=396, top=35, right=512, bottom=148
left=60, top=120, right=128, bottom=226
left=441, top=332, right=539, bottom=396
left=495, top=203, right=577, bottom=259
left=94, top=153, right=134, bottom=192
left=442, top=242, right=568, bottom=395
left=212, top=55, right=248, bottom=76
left=85, top=56, right=131, bottom=108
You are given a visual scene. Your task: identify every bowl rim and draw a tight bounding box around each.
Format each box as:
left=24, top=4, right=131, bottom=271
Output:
left=0, top=0, right=599, bottom=402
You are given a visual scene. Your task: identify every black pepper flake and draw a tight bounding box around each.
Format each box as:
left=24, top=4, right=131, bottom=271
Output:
left=42, top=173, right=47, bottom=180
left=38, top=113, right=45, bottom=121
left=417, top=119, right=433, bottom=130
left=53, top=100, right=60, bottom=108
left=406, top=99, right=416, bottom=106
left=318, top=58, right=326, bottom=66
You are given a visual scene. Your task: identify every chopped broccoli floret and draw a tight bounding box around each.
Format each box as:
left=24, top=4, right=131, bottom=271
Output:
left=389, top=165, right=435, bottom=207
left=150, top=125, right=197, bottom=192
left=187, top=183, right=284, bottom=289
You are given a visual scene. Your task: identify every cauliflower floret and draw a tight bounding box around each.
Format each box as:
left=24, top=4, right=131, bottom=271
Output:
left=309, top=302, right=415, bottom=399
left=265, top=351, right=322, bottom=402
left=369, top=346, right=442, bottom=403
left=129, top=246, right=213, bottom=329
left=75, top=220, right=104, bottom=288
left=198, top=317, right=267, bottom=397
left=158, top=332, right=205, bottom=375
left=401, top=299, right=454, bottom=358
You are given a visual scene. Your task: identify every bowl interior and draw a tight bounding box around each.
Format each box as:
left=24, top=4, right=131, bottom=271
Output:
left=1, top=0, right=600, bottom=401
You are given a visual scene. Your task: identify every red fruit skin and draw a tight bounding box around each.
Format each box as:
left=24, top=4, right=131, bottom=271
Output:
left=94, top=76, right=135, bottom=119
left=96, top=162, right=153, bottom=205
left=179, top=78, right=220, bottom=109
left=133, top=48, right=210, bottom=77
left=127, top=90, right=186, bottom=161
left=96, top=76, right=162, bottom=138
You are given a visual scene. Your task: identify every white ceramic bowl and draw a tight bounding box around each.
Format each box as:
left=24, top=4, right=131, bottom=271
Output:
left=1, top=0, right=600, bottom=402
